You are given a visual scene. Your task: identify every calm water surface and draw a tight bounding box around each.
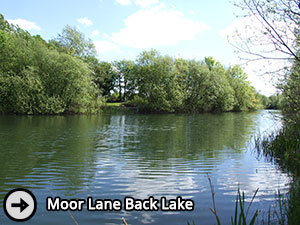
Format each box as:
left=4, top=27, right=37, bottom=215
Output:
left=0, top=110, right=290, bottom=225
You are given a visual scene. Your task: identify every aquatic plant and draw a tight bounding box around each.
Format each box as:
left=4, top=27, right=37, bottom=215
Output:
left=188, top=177, right=258, bottom=225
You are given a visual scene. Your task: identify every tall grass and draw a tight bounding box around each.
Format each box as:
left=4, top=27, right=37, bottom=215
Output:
left=254, top=126, right=300, bottom=176
left=189, top=121, right=300, bottom=225
left=254, top=124, right=300, bottom=225
left=188, top=178, right=259, bottom=225
left=260, top=190, right=287, bottom=225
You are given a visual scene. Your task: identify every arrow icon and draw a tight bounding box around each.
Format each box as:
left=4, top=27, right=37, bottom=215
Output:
left=4, top=188, right=37, bottom=222
left=11, top=198, right=29, bottom=212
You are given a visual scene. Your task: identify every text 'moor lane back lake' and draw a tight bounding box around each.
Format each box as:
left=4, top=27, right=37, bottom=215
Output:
left=0, top=110, right=290, bottom=224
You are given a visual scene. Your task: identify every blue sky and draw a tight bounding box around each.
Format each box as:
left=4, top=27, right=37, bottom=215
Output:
left=1, top=0, right=279, bottom=95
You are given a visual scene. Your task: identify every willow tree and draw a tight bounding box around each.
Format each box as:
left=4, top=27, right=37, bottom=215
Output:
left=0, top=14, right=100, bottom=114
left=135, top=50, right=184, bottom=112
left=50, top=25, right=96, bottom=58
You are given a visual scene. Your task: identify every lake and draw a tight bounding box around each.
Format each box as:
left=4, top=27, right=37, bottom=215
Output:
left=0, top=110, right=290, bottom=225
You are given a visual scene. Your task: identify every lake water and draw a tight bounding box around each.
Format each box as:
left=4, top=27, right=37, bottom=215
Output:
left=0, top=110, right=290, bottom=225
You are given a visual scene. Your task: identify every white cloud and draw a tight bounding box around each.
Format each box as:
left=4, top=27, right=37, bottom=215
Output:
left=77, top=17, right=93, bottom=27
left=116, top=0, right=131, bottom=5
left=134, top=0, right=159, bottom=8
left=7, top=19, right=40, bottom=31
left=90, top=29, right=100, bottom=38
left=94, top=40, right=120, bottom=54
left=110, top=3, right=210, bottom=48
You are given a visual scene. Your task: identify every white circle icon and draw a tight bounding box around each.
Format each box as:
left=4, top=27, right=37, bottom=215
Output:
left=3, top=189, right=37, bottom=222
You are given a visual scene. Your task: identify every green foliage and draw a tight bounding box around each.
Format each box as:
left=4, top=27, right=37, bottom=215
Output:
left=50, top=25, right=96, bottom=58
left=259, top=94, right=269, bottom=108
left=92, top=61, right=117, bottom=97
left=188, top=178, right=258, bottom=225
left=183, top=60, right=234, bottom=112
left=266, top=94, right=283, bottom=109
left=208, top=177, right=258, bottom=225
left=114, top=60, right=137, bottom=102
left=0, top=13, right=262, bottom=114
left=230, top=188, right=258, bottom=225
left=257, top=93, right=283, bottom=110
left=123, top=51, right=262, bottom=113
left=282, top=61, right=300, bottom=124
left=0, top=68, right=48, bottom=114
left=255, top=125, right=300, bottom=177
left=253, top=60, right=300, bottom=225
left=0, top=14, right=100, bottom=114
left=255, top=125, right=300, bottom=225
left=135, top=50, right=184, bottom=112
left=187, top=221, right=195, bottom=225
left=226, top=65, right=262, bottom=111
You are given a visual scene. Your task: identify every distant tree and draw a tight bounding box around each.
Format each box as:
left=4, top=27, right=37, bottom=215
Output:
left=204, top=56, right=216, bottom=71
left=0, top=15, right=100, bottom=114
left=226, top=65, right=261, bottom=111
left=114, top=60, right=137, bottom=102
left=135, top=50, right=184, bottom=112
left=185, top=59, right=235, bottom=112
left=92, top=61, right=117, bottom=97
left=258, top=93, right=269, bottom=108
left=0, top=13, right=265, bottom=114
left=267, top=94, right=282, bottom=109
left=50, top=25, right=96, bottom=58
left=0, top=14, right=15, bottom=32
left=174, top=58, right=190, bottom=108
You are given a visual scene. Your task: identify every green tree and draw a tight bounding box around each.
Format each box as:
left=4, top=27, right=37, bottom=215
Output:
left=114, top=60, right=137, bottom=102
left=184, top=59, right=234, bottom=112
left=226, top=65, right=261, bottom=111
left=282, top=60, right=300, bottom=124
left=92, top=61, right=117, bottom=97
left=266, top=94, right=282, bottom=109
left=0, top=14, right=100, bottom=114
left=50, top=25, right=96, bottom=58
left=135, top=50, right=184, bottom=112
left=174, top=58, right=190, bottom=110
left=204, top=58, right=235, bottom=111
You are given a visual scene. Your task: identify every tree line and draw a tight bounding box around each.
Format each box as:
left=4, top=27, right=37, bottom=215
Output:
left=110, top=52, right=263, bottom=113
left=0, top=14, right=264, bottom=114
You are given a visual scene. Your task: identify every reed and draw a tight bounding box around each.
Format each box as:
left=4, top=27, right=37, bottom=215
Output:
left=187, top=178, right=258, bottom=225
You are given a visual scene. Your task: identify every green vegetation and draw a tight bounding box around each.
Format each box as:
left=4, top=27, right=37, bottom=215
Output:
left=0, top=14, right=263, bottom=114
left=105, top=102, right=126, bottom=107
left=254, top=59, right=300, bottom=225
left=236, top=0, right=300, bottom=224
left=209, top=180, right=258, bottom=225
left=255, top=126, right=300, bottom=177
left=188, top=178, right=259, bottom=225
left=0, top=14, right=101, bottom=114
left=121, top=51, right=262, bottom=113
left=259, top=94, right=283, bottom=110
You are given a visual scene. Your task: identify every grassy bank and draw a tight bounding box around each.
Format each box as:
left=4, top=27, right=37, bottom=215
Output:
left=101, top=102, right=137, bottom=113
left=255, top=125, right=300, bottom=176
left=254, top=124, right=300, bottom=225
